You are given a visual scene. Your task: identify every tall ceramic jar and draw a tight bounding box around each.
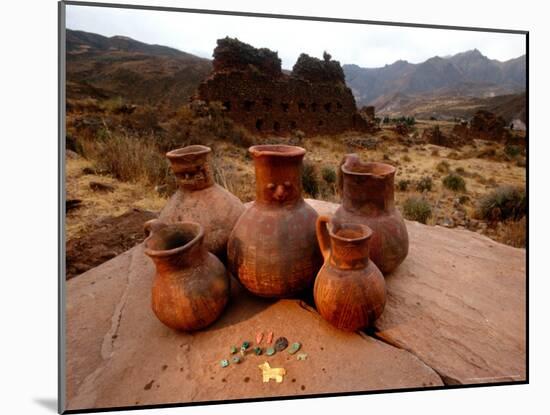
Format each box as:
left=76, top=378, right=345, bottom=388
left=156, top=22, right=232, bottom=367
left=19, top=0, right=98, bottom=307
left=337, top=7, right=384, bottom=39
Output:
left=143, top=219, right=230, bottom=331
left=314, top=216, right=386, bottom=331
left=334, top=154, right=408, bottom=274
left=227, top=144, right=322, bottom=298
left=160, top=145, right=245, bottom=259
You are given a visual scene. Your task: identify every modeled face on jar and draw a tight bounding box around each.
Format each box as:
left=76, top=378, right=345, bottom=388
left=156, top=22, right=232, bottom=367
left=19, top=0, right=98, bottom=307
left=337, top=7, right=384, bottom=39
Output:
left=262, top=178, right=299, bottom=203
left=176, top=164, right=211, bottom=189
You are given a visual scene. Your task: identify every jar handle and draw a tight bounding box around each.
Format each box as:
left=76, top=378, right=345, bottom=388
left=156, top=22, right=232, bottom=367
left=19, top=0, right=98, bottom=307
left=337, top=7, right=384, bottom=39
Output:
left=143, top=218, right=166, bottom=237
left=316, top=215, right=332, bottom=261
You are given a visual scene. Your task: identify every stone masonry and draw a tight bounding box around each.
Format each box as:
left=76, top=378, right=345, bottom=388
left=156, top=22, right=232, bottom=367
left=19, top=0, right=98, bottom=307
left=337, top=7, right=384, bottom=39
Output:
left=196, top=37, right=371, bottom=136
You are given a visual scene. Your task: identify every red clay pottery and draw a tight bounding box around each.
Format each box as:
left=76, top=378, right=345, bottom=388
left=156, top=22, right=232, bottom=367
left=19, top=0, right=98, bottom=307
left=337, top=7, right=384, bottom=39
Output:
left=143, top=219, right=230, bottom=331
left=227, top=144, right=322, bottom=298
left=160, top=145, right=245, bottom=259
left=334, top=154, right=408, bottom=274
left=314, top=215, right=386, bottom=331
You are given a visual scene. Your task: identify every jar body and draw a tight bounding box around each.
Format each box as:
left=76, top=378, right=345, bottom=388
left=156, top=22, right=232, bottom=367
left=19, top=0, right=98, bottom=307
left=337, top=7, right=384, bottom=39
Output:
left=314, top=261, right=386, bottom=331
left=228, top=200, right=321, bottom=297
left=313, top=216, right=386, bottom=331
left=160, top=184, right=245, bottom=258
left=333, top=207, right=408, bottom=274
left=144, top=220, right=230, bottom=331
left=151, top=251, right=229, bottom=331
left=336, top=155, right=408, bottom=274
left=161, top=145, right=245, bottom=259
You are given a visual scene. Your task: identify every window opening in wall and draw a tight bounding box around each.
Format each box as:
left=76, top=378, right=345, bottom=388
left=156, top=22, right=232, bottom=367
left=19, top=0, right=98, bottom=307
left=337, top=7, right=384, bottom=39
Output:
left=256, top=119, right=264, bottom=131
left=281, top=103, right=290, bottom=112
left=244, top=100, right=255, bottom=112
left=263, top=97, right=273, bottom=109
left=274, top=121, right=280, bottom=132
left=324, top=102, right=332, bottom=113
left=223, top=101, right=231, bottom=111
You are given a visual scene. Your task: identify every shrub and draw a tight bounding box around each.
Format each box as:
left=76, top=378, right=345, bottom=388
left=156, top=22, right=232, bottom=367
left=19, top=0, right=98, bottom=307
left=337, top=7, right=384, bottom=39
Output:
left=436, top=160, right=450, bottom=173
left=442, top=173, right=466, bottom=192
left=504, top=144, right=523, bottom=158
left=321, top=166, right=337, bottom=184
left=401, top=154, right=411, bottom=162
left=416, top=176, right=433, bottom=192
left=302, top=162, right=319, bottom=198
left=477, top=186, right=526, bottom=222
left=397, top=179, right=410, bottom=191
left=403, top=197, right=432, bottom=224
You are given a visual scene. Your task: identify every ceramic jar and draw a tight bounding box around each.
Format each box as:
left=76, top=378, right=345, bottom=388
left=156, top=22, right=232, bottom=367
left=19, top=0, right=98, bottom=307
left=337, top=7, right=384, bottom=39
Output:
left=159, top=145, right=245, bottom=259
left=334, top=154, right=408, bottom=274
left=227, top=144, right=322, bottom=298
left=314, top=216, right=386, bottom=331
left=143, top=219, right=230, bottom=331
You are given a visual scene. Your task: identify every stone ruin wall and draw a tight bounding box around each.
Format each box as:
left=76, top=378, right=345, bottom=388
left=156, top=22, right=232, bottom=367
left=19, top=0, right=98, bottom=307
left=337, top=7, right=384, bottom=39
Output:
left=196, top=38, right=370, bottom=136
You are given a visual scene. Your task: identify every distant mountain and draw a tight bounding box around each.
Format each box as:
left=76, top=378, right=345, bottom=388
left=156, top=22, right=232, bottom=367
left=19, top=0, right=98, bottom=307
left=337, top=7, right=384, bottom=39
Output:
left=343, top=49, right=526, bottom=109
left=66, top=29, right=212, bottom=108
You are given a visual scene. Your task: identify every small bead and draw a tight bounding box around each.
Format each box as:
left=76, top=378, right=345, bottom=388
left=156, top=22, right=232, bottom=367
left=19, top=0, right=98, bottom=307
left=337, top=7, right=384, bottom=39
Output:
left=288, top=342, right=301, bottom=355
left=220, top=359, right=229, bottom=368
left=266, top=347, right=276, bottom=356
left=274, top=337, right=289, bottom=351
left=254, top=346, right=262, bottom=355
left=230, top=346, right=238, bottom=354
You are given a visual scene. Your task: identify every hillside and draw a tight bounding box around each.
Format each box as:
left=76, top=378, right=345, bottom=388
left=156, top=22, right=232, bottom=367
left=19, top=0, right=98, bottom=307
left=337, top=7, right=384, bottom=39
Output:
left=343, top=49, right=526, bottom=109
left=66, top=29, right=212, bottom=108
left=374, top=91, right=526, bottom=123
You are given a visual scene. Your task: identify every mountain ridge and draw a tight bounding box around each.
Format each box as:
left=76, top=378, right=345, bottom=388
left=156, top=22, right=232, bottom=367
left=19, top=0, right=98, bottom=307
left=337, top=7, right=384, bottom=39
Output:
left=343, top=49, right=526, bottom=108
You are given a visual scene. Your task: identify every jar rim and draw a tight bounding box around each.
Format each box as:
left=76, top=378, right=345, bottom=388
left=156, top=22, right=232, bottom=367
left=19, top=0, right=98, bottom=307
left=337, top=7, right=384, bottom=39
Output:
left=249, top=144, right=306, bottom=158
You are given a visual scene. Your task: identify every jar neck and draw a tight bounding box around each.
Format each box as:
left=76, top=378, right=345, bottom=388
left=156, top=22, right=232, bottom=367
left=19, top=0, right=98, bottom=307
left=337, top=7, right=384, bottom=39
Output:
left=254, top=155, right=304, bottom=206
left=341, top=171, right=395, bottom=214
left=175, top=161, right=214, bottom=191
left=329, top=237, right=370, bottom=270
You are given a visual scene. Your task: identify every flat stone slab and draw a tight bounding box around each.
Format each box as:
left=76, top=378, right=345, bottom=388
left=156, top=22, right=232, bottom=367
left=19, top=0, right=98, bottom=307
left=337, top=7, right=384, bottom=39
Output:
left=65, top=199, right=526, bottom=411
left=307, top=199, right=526, bottom=385
left=66, top=247, right=441, bottom=411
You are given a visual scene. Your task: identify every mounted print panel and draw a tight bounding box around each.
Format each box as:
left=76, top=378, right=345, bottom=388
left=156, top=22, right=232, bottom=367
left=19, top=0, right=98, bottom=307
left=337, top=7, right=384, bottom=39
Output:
left=59, top=1, right=527, bottom=413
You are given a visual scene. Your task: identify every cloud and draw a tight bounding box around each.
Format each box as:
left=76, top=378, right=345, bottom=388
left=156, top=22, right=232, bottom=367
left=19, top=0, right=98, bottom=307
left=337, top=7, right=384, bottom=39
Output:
left=66, top=4, right=526, bottom=69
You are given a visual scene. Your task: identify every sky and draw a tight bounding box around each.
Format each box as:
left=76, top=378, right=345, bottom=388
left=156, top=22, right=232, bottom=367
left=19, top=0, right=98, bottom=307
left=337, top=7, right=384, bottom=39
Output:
left=66, top=4, right=526, bottom=70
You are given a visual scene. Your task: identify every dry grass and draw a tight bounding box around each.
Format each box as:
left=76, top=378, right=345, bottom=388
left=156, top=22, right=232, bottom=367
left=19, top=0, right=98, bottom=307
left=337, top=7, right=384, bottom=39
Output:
left=66, top=157, right=167, bottom=240
left=499, top=217, right=527, bottom=248
left=65, top=116, right=527, bottom=248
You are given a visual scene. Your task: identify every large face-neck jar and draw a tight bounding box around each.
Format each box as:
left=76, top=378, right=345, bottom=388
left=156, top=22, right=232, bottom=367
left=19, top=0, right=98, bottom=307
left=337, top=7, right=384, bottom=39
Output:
left=227, top=144, right=322, bottom=298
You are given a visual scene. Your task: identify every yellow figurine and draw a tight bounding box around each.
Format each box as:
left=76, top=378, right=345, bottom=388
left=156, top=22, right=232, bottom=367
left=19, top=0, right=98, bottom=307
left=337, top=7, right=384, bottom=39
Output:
left=258, top=361, right=286, bottom=383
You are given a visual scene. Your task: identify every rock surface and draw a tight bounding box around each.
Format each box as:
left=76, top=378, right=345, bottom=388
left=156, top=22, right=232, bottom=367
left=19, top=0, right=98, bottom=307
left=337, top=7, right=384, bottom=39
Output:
left=65, top=199, right=526, bottom=411
left=66, top=246, right=441, bottom=411
left=308, top=199, right=526, bottom=385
